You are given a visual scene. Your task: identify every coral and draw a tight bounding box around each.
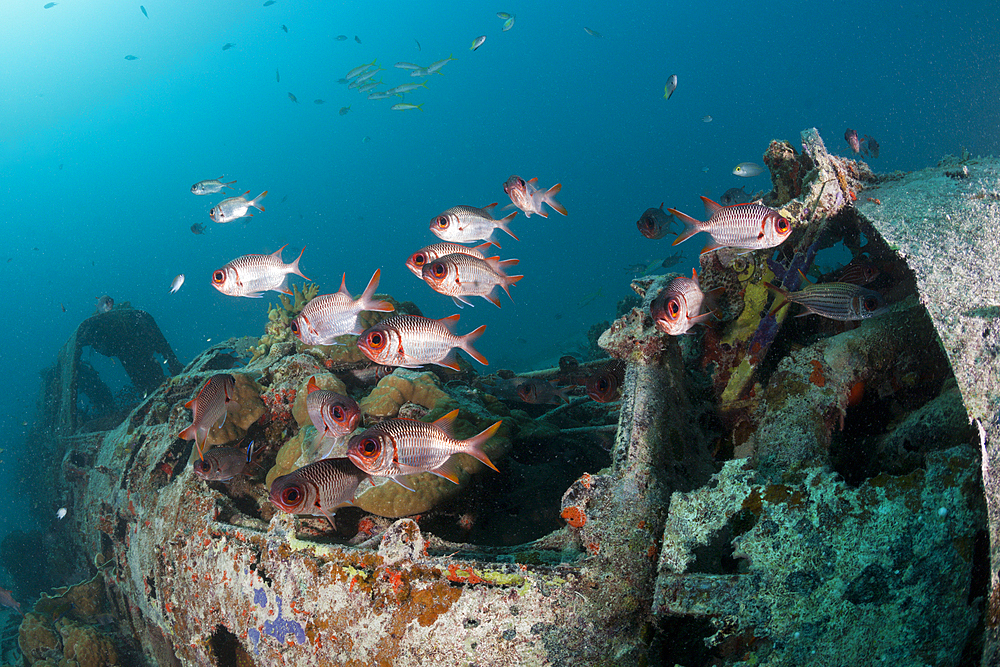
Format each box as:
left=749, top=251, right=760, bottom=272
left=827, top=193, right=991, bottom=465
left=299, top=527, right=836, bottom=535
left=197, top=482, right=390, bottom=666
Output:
left=291, top=373, right=348, bottom=428
left=278, top=282, right=320, bottom=317
left=197, top=373, right=266, bottom=454
left=358, top=370, right=452, bottom=419
left=56, top=618, right=118, bottom=667
left=762, top=139, right=808, bottom=206
left=18, top=613, right=60, bottom=665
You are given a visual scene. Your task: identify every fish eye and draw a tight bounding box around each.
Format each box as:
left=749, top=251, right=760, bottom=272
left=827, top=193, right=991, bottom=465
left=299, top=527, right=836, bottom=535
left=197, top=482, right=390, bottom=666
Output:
left=280, top=486, right=302, bottom=505
left=517, top=177, right=525, bottom=187
left=359, top=438, right=380, bottom=457
left=864, top=296, right=880, bottom=311
left=194, top=460, right=208, bottom=473
left=435, top=216, right=449, bottom=229
left=775, top=216, right=790, bottom=234
left=212, top=270, right=225, bottom=284
left=332, top=406, right=345, bottom=421
left=598, top=377, right=610, bottom=392
left=290, top=320, right=299, bottom=334
left=432, top=262, right=447, bottom=277
left=413, top=253, right=426, bottom=266
left=367, top=331, right=385, bottom=349
left=667, top=298, right=681, bottom=320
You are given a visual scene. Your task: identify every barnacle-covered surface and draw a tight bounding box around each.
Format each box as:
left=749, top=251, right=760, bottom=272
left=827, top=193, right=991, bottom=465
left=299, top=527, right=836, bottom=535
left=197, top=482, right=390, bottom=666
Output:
left=22, top=129, right=993, bottom=666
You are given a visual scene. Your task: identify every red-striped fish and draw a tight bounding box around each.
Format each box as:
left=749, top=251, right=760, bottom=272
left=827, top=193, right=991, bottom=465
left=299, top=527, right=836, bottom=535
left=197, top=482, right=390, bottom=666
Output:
left=668, top=197, right=791, bottom=254
left=764, top=270, right=887, bottom=320
left=178, top=374, right=241, bottom=460
left=651, top=268, right=717, bottom=335
left=306, top=377, right=360, bottom=458
left=269, top=458, right=370, bottom=529
left=345, top=409, right=500, bottom=488
left=430, top=204, right=518, bottom=246
left=586, top=360, right=626, bottom=402
left=212, top=245, right=308, bottom=298
left=503, top=175, right=567, bottom=219
left=193, top=441, right=256, bottom=481
left=405, top=241, right=497, bottom=277
left=290, top=270, right=393, bottom=345
left=831, top=258, right=880, bottom=286
left=357, top=314, right=487, bottom=371
left=421, top=253, right=522, bottom=308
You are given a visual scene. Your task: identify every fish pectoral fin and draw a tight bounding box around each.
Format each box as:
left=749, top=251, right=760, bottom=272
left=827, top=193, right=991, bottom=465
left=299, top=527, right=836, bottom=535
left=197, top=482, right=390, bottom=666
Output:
left=388, top=476, right=416, bottom=492
left=699, top=240, right=725, bottom=255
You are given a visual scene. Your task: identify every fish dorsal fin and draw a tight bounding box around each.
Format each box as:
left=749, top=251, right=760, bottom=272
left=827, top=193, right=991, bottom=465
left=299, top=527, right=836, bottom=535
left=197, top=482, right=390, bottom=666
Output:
left=797, top=268, right=815, bottom=286
left=691, top=267, right=698, bottom=282
left=438, top=313, right=460, bottom=330
left=270, top=243, right=289, bottom=259
left=338, top=273, right=349, bottom=295
left=528, top=177, right=538, bottom=185
left=700, top=196, right=723, bottom=216
left=659, top=202, right=665, bottom=210
left=432, top=408, right=460, bottom=438
left=307, top=376, right=320, bottom=394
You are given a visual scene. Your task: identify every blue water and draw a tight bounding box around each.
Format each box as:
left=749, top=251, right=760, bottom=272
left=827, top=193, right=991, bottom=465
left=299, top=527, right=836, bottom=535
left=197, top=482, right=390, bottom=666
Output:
left=0, top=0, right=996, bottom=535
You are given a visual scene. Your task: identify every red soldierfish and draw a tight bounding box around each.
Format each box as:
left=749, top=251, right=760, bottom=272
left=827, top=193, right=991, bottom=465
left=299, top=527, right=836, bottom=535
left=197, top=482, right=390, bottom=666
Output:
left=668, top=197, right=792, bottom=254
left=209, top=190, right=267, bottom=222
left=585, top=360, right=626, bottom=402
left=844, top=129, right=861, bottom=154
left=503, top=175, right=567, bottom=218
left=651, top=268, right=718, bottom=335
left=516, top=378, right=570, bottom=405
left=212, top=244, right=309, bottom=298
left=269, top=458, right=370, bottom=529
left=290, top=270, right=393, bottom=345
left=405, top=241, right=497, bottom=278
left=346, top=409, right=500, bottom=488
left=421, top=253, right=522, bottom=308
left=430, top=204, right=518, bottom=246
left=178, top=374, right=241, bottom=460
left=305, top=377, right=361, bottom=459
left=192, top=441, right=255, bottom=481
left=357, top=314, right=487, bottom=371
left=636, top=203, right=676, bottom=240
left=831, top=257, right=880, bottom=285
left=764, top=270, right=888, bottom=321
left=0, top=588, right=22, bottom=616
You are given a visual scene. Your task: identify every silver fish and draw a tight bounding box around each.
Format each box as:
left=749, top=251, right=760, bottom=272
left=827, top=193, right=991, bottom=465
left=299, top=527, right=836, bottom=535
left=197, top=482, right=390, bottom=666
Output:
left=664, top=74, right=677, bottom=100
left=169, top=274, right=185, bottom=294
left=209, top=190, right=267, bottom=223
left=651, top=268, right=716, bottom=335
left=732, top=162, right=764, bottom=177
left=178, top=374, right=241, bottom=460
left=668, top=196, right=791, bottom=254
left=502, top=175, right=567, bottom=218
left=764, top=270, right=888, bottom=321
left=212, top=244, right=308, bottom=298
left=471, top=35, right=487, bottom=51
left=269, top=458, right=370, bottom=529
left=502, top=16, right=515, bottom=31
left=394, top=62, right=422, bottom=70
left=368, top=92, right=401, bottom=100
left=290, top=269, right=394, bottom=345
left=346, top=409, right=500, bottom=488
left=430, top=203, right=518, bottom=246
left=405, top=241, right=498, bottom=277
left=305, top=377, right=361, bottom=459
left=421, top=253, right=522, bottom=308
left=191, top=177, right=237, bottom=195
left=357, top=314, right=487, bottom=371
left=346, top=60, right=377, bottom=78
left=385, top=82, right=427, bottom=95
left=96, top=295, right=113, bottom=313
left=425, top=55, right=455, bottom=73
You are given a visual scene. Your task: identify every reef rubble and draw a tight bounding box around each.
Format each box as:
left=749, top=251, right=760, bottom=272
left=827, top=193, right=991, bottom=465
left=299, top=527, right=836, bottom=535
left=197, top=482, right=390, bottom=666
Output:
left=13, top=129, right=996, bottom=666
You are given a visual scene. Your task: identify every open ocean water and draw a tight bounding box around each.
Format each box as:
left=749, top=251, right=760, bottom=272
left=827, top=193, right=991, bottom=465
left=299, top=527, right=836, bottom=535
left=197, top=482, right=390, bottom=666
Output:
left=0, top=0, right=996, bottom=539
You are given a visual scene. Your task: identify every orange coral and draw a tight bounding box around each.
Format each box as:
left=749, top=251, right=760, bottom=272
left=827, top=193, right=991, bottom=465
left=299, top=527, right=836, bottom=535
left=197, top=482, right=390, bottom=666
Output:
left=560, top=506, right=587, bottom=528
left=809, top=360, right=826, bottom=387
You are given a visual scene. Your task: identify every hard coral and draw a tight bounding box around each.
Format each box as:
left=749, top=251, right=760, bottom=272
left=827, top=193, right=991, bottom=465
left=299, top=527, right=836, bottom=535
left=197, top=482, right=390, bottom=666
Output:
left=56, top=618, right=118, bottom=667
left=358, top=370, right=451, bottom=419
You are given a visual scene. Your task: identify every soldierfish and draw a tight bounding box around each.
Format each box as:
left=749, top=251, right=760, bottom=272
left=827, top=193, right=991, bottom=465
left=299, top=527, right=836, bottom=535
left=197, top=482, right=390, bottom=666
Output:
left=290, top=270, right=393, bottom=345
left=346, top=409, right=500, bottom=489
left=269, top=458, right=370, bottom=530
left=516, top=378, right=570, bottom=405
left=212, top=245, right=308, bottom=298
left=405, top=241, right=497, bottom=277
left=845, top=129, right=861, bottom=154
left=191, top=177, right=237, bottom=195
left=192, top=441, right=256, bottom=481
left=668, top=196, right=792, bottom=254
left=357, top=314, right=487, bottom=371
left=586, top=360, right=626, bottom=402
left=503, top=175, right=567, bottom=218
left=421, top=253, right=522, bottom=308
left=636, top=203, right=676, bottom=239
left=96, top=295, right=114, bottom=313
left=651, top=268, right=718, bottom=335
left=305, top=377, right=361, bottom=459
left=764, top=270, right=888, bottom=321
left=209, top=190, right=266, bottom=222
left=0, top=588, right=22, bottom=616
left=430, top=203, right=518, bottom=246
left=720, top=186, right=752, bottom=206
left=178, top=374, right=241, bottom=460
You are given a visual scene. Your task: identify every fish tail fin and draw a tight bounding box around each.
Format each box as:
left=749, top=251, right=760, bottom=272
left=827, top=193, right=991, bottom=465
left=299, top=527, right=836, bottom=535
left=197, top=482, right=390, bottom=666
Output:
left=360, top=269, right=395, bottom=312
left=500, top=274, right=523, bottom=302
left=289, top=246, right=310, bottom=281
left=250, top=190, right=268, bottom=211
left=462, top=420, right=502, bottom=472
left=763, top=281, right=791, bottom=317
left=460, top=325, right=488, bottom=365
left=700, top=196, right=723, bottom=215
left=666, top=208, right=702, bottom=246
left=484, top=257, right=518, bottom=274
left=497, top=212, right=519, bottom=241
left=543, top=183, right=568, bottom=216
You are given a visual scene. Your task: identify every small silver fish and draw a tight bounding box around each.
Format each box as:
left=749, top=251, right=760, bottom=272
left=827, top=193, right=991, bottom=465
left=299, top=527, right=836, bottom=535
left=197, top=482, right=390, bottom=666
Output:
left=124, top=55, right=139, bottom=60
left=391, top=102, right=424, bottom=111
left=385, top=82, right=427, bottom=95
left=56, top=507, right=68, bottom=520
left=346, top=409, right=500, bottom=487
left=288, top=92, right=298, bottom=103
left=651, top=268, right=717, bottom=335
left=497, top=12, right=511, bottom=19
left=426, top=56, right=455, bottom=73
left=290, top=269, right=394, bottom=345
left=394, top=62, right=421, bottom=70
left=664, top=74, right=677, bottom=100
left=269, top=458, right=370, bottom=529
left=212, top=244, right=308, bottom=298
left=702, top=115, right=712, bottom=123
left=471, top=35, right=487, bottom=51
left=169, top=274, right=185, bottom=294
left=502, top=16, right=515, bottom=31
left=732, top=162, right=764, bottom=177
left=140, top=5, right=148, bottom=18
left=357, top=314, right=487, bottom=371
left=503, top=175, right=567, bottom=218
left=222, top=43, right=235, bottom=51
left=421, top=253, right=523, bottom=308
left=191, top=177, right=236, bottom=195
left=96, top=295, right=114, bottom=313
left=764, top=270, right=888, bottom=321
left=347, top=59, right=377, bottom=78
left=209, top=190, right=267, bottom=222
left=178, top=374, right=241, bottom=460
left=583, top=27, right=602, bottom=37
left=669, top=196, right=791, bottom=254
left=430, top=203, right=518, bottom=245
